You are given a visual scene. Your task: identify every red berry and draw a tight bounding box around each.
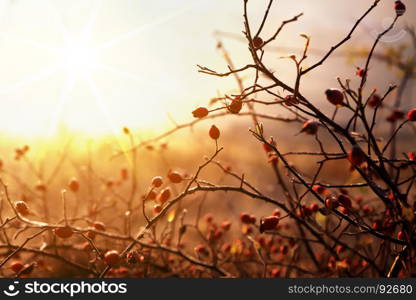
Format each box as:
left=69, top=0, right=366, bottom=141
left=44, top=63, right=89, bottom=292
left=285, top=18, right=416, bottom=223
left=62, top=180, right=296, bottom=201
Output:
left=153, top=204, right=162, bottom=213
left=356, top=67, right=365, bottom=77
left=303, top=206, right=313, bottom=217
left=54, top=226, right=74, bottom=239
left=120, top=168, right=128, bottom=180
left=309, top=203, right=319, bottom=213
left=167, top=171, right=183, bottom=184
left=368, top=94, right=382, bottom=108
left=220, top=220, right=231, bottom=231
left=373, top=220, right=382, bottom=231
left=387, top=109, right=405, bottom=122
left=115, top=267, right=129, bottom=277
left=221, top=242, right=231, bottom=253
left=348, top=145, right=366, bottom=167
left=228, top=99, right=243, bottom=114
left=204, top=214, right=213, bottom=223
left=87, top=230, right=96, bottom=239
left=194, top=244, right=209, bottom=256
left=192, top=107, right=209, bottom=118
left=151, top=176, right=163, bottom=188
left=339, top=188, right=349, bottom=195
left=35, top=182, right=46, bottom=192
left=10, top=261, right=24, bottom=273
left=81, top=242, right=92, bottom=251
left=240, top=213, right=255, bottom=224
left=362, top=205, right=372, bottom=215
left=395, top=1, right=406, bottom=16
left=15, top=201, right=30, bottom=216
left=268, top=155, right=278, bottom=166
left=336, top=244, right=345, bottom=254
left=127, top=250, right=139, bottom=264
left=271, top=268, right=281, bottom=278
left=313, top=184, right=327, bottom=195
left=147, top=190, right=157, bottom=200
left=325, top=198, right=339, bottom=210
left=252, top=36, right=264, bottom=49
left=93, top=221, right=106, bottom=232
left=158, top=188, right=171, bottom=204
left=209, top=125, right=220, bottom=140
left=270, top=245, right=279, bottom=254
left=397, top=231, right=405, bottom=240
left=296, top=209, right=305, bottom=219
left=263, top=143, right=272, bottom=153
left=68, top=178, right=79, bottom=192
left=213, top=230, right=223, bottom=240
left=339, top=206, right=349, bottom=215
left=407, top=109, right=416, bottom=121
left=325, top=89, right=344, bottom=105
left=338, top=194, right=352, bottom=209
left=272, top=209, right=281, bottom=217
left=104, top=250, right=120, bottom=267
left=283, top=94, right=300, bottom=106
left=300, top=120, right=319, bottom=135
left=263, top=137, right=276, bottom=153
left=259, top=216, right=280, bottom=233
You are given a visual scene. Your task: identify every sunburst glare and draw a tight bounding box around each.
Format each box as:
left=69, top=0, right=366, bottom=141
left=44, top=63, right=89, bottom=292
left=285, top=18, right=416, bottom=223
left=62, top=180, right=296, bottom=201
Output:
left=0, top=0, right=197, bottom=137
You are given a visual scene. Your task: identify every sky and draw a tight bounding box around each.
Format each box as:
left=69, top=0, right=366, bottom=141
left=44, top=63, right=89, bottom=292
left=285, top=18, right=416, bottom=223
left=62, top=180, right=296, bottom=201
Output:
left=0, top=0, right=414, bottom=137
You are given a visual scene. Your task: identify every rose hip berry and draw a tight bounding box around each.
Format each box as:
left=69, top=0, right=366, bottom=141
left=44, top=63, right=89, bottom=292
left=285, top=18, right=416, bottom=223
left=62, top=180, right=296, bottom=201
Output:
left=54, top=226, right=74, bottom=239
left=348, top=145, right=366, bottom=167
left=15, top=201, right=30, bottom=216
left=228, top=98, right=243, bottom=114
left=10, top=261, right=24, bottom=273
left=158, top=188, right=171, bottom=204
left=300, top=119, right=319, bottom=135
left=259, top=216, right=280, bottom=233
left=407, top=109, right=416, bottom=121
left=395, top=1, right=406, bottom=16
left=151, top=176, right=163, bottom=188
left=325, top=89, right=344, bottom=105
left=167, top=171, right=183, bottom=184
left=104, top=250, right=121, bottom=267
left=368, top=94, right=382, bottom=108
left=68, top=178, right=80, bottom=192
left=313, top=184, right=327, bottom=195
left=240, top=213, right=256, bottom=224
left=192, top=107, right=209, bottom=118
left=252, top=36, right=264, bottom=49
left=209, top=125, right=220, bottom=140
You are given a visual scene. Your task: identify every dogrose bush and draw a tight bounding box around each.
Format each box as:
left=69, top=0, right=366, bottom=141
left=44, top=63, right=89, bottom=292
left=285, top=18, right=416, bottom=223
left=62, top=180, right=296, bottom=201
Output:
left=0, top=0, right=415, bottom=278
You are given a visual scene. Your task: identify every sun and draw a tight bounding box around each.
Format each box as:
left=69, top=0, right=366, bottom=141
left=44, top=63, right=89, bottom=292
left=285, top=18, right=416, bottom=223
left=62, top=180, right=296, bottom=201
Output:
left=0, top=1, right=195, bottom=138
left=58, top=35, right=99, bottom=79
